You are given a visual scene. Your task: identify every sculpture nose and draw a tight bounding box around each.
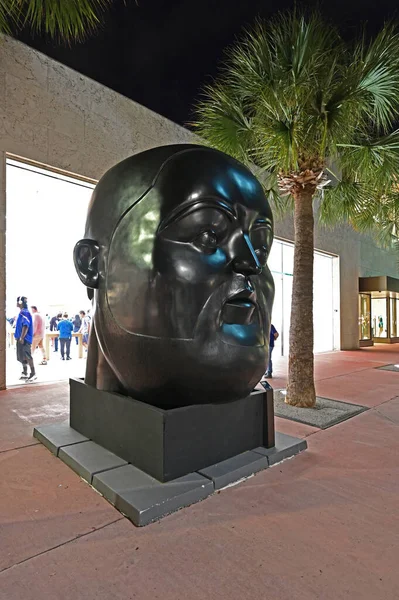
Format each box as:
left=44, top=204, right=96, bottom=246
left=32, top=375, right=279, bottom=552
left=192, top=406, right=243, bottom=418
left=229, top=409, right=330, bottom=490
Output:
left=232, top=233, right=262, bottom=276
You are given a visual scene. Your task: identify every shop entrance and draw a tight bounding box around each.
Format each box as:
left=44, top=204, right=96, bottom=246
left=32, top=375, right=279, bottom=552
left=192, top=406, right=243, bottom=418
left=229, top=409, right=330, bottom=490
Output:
left=6, top=158, right=95, bottom=387
left=359, top=276, right=399, bottom=345
left=268, top=239, right=339, bottom=356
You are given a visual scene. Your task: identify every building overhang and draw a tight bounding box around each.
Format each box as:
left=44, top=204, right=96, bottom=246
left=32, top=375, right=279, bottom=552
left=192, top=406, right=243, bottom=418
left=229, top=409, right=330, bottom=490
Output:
left=359, top=276, right=399, bottom=295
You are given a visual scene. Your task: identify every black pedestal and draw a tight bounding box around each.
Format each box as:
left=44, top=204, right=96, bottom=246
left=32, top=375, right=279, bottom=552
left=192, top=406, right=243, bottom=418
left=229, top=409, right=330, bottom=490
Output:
left=69, top=378, right=275, bottom=482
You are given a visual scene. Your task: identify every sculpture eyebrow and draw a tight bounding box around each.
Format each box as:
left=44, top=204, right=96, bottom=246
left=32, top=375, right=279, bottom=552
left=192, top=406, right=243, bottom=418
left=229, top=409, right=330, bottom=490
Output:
left=158, top=198, right=235, bottom=232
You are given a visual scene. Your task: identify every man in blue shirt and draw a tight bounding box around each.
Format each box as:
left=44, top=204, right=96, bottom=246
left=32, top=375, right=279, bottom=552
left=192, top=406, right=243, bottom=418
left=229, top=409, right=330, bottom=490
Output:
left=265, top=323, right=279, bottom=379
left=15, top=296, right=36, bottom=383
left=57, top=313, right=74, bottom=360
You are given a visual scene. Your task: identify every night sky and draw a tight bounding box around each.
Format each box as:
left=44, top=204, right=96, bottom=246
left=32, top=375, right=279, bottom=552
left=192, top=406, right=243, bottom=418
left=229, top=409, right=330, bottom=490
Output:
left=16, top=0, right=399, bottom=126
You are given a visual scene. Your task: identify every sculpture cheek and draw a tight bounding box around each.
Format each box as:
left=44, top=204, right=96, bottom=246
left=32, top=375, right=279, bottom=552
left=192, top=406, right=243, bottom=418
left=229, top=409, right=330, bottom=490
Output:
left=200, top=247, right=228, bottom=270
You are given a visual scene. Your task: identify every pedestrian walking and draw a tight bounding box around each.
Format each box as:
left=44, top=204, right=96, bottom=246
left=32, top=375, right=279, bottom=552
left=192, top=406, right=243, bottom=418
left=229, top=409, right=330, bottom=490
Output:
left=15, top=296, right=37, bottom=383
left=31, top=306, right=47, bottom=365
left=264, top=324, right=279, bottom=379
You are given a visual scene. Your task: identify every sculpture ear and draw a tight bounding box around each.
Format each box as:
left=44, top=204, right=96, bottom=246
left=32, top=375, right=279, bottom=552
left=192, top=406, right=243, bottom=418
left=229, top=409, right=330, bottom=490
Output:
left=74, top=239, right=100, bottom=289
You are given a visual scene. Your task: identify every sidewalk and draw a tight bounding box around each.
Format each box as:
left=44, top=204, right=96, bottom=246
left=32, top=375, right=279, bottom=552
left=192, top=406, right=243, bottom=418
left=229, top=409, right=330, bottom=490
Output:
left=0, top=345, right=398, bottom=600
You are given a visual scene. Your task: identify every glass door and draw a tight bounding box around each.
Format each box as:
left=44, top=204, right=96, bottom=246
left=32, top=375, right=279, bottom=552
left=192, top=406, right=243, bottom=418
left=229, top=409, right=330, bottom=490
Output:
left=371, top=297, right=388, bottom=338
left=390, top=298, right=399, bottom=338
left=358, top=294, right=371, bottom=341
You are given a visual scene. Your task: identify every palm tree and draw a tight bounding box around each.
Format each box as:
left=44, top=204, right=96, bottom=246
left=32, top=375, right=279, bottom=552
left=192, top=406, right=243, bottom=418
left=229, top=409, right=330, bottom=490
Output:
left=0, top=0, right=115, bottom=42
left=192, top=11, right=399, bottom=408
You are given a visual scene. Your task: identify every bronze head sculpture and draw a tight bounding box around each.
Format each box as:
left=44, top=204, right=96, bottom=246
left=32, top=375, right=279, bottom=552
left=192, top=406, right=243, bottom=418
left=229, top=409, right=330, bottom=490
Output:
left=74, top=145, right=274, bottom=407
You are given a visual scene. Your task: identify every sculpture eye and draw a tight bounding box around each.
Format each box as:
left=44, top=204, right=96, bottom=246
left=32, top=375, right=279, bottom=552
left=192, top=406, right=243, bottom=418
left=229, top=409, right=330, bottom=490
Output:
left=195, top=230, right=218, bottom=253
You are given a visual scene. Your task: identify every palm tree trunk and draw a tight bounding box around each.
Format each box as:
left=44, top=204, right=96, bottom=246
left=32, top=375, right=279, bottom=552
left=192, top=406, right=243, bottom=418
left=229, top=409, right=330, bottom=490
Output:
left=285, top=189, right=316, bottom=408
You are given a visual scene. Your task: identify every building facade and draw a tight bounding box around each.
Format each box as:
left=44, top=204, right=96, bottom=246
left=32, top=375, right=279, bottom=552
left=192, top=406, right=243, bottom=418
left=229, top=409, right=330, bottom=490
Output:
left=0, top=36, right=397, bottom=389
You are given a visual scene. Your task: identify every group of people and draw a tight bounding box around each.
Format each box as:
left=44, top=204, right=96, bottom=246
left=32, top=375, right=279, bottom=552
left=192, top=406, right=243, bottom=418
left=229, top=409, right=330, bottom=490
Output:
left=13, top=296, right=91, bottom=383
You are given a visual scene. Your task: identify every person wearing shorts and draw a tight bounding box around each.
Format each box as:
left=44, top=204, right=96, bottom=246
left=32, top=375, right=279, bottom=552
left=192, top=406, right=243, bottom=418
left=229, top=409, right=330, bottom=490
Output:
left=15, top=296, right=37, bottom=383
left=31, top=305, right=47, bottom=365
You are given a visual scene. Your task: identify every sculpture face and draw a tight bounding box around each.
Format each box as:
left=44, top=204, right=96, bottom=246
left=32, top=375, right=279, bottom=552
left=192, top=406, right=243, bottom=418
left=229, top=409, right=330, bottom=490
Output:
left=74, top=145, right=274, bottom=406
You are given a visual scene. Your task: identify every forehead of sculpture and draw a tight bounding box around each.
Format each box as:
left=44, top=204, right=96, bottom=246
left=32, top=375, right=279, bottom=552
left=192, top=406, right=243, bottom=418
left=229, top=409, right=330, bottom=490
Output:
left=154, top=149, right=272, bottom=227
left=84, top=145, right=271, bottom=244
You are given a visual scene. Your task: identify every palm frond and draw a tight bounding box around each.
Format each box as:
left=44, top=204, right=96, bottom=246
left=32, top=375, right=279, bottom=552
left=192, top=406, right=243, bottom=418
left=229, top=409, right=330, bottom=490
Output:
left=256, top=169, right=293, bottom=217
left=0, top=1, right=13, bottom=34
left=337, top=129, right=399, bottom=189
left=352, top=187, right=399, bottom=247
left=1, top=0, right=114, bottom=42
left=192, top=83, right=256, bottom=166
left=350, top=23, right=399, bottom=131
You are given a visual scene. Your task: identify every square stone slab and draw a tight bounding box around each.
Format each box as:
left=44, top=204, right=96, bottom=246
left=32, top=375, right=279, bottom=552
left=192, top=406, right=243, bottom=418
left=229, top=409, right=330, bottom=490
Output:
left=253, top=432, right=307, bottom=466
left=33, top=421, right=89, bottom=456
left=376, top=364, right=399, bottom=373
left=58, top=441, right=128, bottom=484
left=198, top=450, right=269, bottom=490
left=93, top=464, right=214, bottom=526
left=273, top=390, right=367, bottom=429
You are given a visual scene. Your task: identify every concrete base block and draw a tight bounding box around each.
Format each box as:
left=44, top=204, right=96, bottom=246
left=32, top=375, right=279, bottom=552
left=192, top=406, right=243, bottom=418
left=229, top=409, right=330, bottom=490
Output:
left=58, top=441, right=128, bottom=483
left=70, top=378, right=275, bottom=482
left=33, top=421, right=89, bottom=455
left=198, top=450, right=269, bottom=490
left=253, top=432, right=307, bottom=466
left=33, top=424, right=306, bottom=526
left=93, top=465, right=213, bottom=526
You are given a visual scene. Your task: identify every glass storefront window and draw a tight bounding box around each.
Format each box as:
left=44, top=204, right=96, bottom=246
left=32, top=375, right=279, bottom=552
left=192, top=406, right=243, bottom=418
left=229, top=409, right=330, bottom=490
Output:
left=314, top=252, right=334, bottom=352
left=282, top=243, right=294, bottom=276
left=390, top=298, right=399, bottom=338
left=371, top=298, right=388, bottom=338
left=268, top=239, right=337, bottom=356
left=268, top=241, right=282, bottom=274
left=282, top=272, right=292, bottom=356
left=6, top=160, right=94, bottom=316
left=358, top=294, right=371, bottom=340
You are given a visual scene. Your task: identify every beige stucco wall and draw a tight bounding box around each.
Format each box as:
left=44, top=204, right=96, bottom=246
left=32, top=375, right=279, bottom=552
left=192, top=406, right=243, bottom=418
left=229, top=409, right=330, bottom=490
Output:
left=359, top=235, right=398, bottom=279
left=0, top=36, right=196, bottom=180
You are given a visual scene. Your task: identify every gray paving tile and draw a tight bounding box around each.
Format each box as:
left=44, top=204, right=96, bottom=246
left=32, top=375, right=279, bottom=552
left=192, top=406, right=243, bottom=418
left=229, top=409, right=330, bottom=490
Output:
left=253, top=431, right=307, bottom=466
left=93, top=464, right=214, bottom=526
left=198, top=450, right=269, bottom=490
left=58, top=441, right=127, bottom=483
left=33, top=421, right=89, bottom=456
left=376, top=364, right=399, bottom=373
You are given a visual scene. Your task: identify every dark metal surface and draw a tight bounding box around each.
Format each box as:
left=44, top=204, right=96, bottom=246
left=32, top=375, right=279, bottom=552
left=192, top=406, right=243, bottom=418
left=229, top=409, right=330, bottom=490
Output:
left=70, top=378, right=272, bottom=482
left=74, top=145, right=274, bottom=406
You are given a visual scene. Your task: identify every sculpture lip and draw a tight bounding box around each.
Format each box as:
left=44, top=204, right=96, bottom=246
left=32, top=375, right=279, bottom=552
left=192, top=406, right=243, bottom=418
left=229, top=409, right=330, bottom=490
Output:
left=225, top=288, right=257, bottom=306
left=221, top=288, right=258, bottom=326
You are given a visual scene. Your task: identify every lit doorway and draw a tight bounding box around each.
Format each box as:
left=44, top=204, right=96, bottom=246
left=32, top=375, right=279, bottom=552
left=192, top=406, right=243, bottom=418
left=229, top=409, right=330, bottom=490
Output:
left=268, top=239, right=339, bottom=356
left=6, top=158, right=95, bottom=387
